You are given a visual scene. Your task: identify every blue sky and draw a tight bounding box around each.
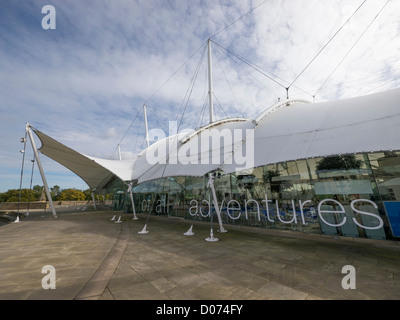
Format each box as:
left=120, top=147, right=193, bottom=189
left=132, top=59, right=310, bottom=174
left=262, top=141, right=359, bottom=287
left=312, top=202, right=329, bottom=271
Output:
left=1, top=0, right=400, bottom=192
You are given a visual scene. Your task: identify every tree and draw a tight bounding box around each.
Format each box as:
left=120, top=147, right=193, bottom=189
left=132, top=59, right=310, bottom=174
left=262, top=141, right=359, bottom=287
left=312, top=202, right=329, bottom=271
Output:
left=0, top=186, right=99, bottom=203
left=60, top=188, right=86, bottom=201
left=316, top=155, right=362, bottom=171
left=32, top=185, right=44, bottom=200
left=82, top=188, right=93, bottom=201
left=0, top=188, right=40, bottom=202
left=262, top=169, right=281, bottom=193
left=50, top=185, right=61, bottom=201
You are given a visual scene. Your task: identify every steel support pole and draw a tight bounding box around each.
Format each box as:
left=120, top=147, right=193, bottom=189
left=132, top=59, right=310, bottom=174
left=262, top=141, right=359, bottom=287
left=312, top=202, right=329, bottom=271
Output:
left=91, top=192, right=97, bottom=210
left=144, top=104, right=150, bottom=148
left=208, top=173, right=227, bottom=233
left=26, top=124, right=57, bottom=218
left=117, top=144, right=122, bottom=160
left=128, top=183, right=138, bottom=220
left=207, top=39, right=214, bottom=123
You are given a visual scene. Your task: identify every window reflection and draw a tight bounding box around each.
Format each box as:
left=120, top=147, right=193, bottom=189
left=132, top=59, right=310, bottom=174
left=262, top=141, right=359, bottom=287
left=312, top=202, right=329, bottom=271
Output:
left=115, top=152, right=400, bottom=241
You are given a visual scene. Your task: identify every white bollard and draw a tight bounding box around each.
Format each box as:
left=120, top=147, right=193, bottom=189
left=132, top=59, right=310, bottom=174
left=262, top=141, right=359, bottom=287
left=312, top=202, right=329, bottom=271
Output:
left=183, top=225, right=195, bottom=236
left=138, top=224, right=149, bottom=234
left=218, top=226, right=228, bottom=233
left=205, top=228, right=219, bottom=242
left=114, top=216, right=122, bottom=224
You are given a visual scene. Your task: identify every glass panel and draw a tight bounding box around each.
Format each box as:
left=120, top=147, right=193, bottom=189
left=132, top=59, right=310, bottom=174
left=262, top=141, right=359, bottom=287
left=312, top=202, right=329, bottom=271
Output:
left=115, top=151, right=400, bottom=241
left=369, top=151, right=400, bottom=239
left=184, top=176, right=207, bottom=221
left=312, top=154, right=385, bottom=239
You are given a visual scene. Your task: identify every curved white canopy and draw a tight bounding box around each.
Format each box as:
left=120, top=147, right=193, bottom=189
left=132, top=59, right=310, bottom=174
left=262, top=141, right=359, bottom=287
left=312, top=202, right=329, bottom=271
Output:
left=34, top=129, right=133, bottom=190
left=34, top=87, right=400, bottom=191
left=225, top=87, right=400, bottom=173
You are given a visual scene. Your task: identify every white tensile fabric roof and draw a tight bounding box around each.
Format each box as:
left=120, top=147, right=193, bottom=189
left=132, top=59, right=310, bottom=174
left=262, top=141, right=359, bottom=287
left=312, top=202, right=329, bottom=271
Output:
left=34, top=87, right=400, bottom=191
left=33, top=129, right=134, bottom=189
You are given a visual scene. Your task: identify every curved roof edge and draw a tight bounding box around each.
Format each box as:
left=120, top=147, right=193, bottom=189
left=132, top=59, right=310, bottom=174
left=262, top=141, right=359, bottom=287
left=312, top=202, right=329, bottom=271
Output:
left=180, top=117, right=251, bottom=144
left=254, top=98, right=311, bottom=124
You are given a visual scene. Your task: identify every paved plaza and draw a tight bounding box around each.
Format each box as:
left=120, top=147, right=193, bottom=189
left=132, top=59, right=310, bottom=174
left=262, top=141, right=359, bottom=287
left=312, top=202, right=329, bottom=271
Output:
left=0, top=207, right=399, bottom=300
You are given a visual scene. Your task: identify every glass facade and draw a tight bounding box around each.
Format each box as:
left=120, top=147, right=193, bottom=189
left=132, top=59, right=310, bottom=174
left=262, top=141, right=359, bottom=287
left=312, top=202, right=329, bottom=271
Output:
left=113, top=151, right=400, bottom=241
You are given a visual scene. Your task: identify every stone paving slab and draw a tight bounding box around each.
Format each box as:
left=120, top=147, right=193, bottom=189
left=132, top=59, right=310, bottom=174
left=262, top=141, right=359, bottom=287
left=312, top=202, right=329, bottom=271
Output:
left=0, top=210, right=119, bottom=300
left=0, top=209, right=399, bottom=300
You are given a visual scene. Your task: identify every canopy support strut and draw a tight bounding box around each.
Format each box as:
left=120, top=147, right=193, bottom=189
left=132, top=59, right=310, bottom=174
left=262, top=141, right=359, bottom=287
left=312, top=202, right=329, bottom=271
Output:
left=128, top=183, right=139, bottom=220
left=26, top=123, right=57, bottom=218
left=91, top=191, right=97, bottom=210
left=208, top=173, right=227, bottom=233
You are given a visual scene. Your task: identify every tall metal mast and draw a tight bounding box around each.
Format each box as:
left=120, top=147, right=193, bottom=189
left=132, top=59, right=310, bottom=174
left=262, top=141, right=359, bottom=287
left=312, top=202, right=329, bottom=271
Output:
left=144, top=104, right=150, bottom=148
left=117, top=144, right=122, bottom=160
left=207, top=39, right=214, bottom=123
